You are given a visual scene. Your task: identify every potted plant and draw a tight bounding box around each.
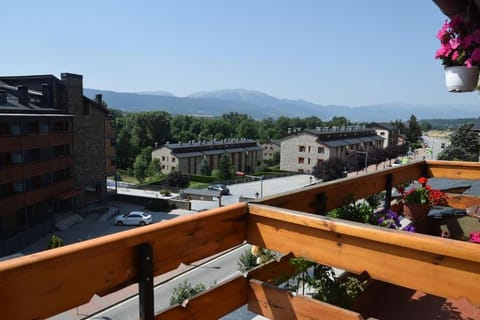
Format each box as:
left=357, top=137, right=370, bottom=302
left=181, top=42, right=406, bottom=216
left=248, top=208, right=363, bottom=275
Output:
left=435, top=15, right=480, bottom=92
left=397, top=177, right=446, bottom=223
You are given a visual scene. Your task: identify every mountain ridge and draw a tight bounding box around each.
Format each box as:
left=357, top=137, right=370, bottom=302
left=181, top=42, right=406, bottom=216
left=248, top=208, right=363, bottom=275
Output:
left=84, top=88, right=480, bottom=122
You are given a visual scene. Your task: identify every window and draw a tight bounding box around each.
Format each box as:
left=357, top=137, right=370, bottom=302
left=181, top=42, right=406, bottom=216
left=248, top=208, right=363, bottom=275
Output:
left=318, top=147, right=325, bottom=154
left=308, top=146, right=311, bottom=152
left=298, top=157, right=305, bottom=164
left=172, top=158, right=176, bottom=162
left=308, top=158, right=311, bottom=164
left=298, top=146, right=306, bottom=152
left=162, top=156, right=165, bottom=161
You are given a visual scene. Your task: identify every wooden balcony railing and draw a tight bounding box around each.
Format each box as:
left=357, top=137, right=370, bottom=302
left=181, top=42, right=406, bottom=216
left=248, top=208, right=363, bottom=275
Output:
left=1, top=160, right=479, bottom=320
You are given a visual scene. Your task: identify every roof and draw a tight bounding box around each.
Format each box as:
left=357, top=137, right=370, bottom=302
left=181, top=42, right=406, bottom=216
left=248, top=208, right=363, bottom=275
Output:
left=369, top=122, right=396, bottom=130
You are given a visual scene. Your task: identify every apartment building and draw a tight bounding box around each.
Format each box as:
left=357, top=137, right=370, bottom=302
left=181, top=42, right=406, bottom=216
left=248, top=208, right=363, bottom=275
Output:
left=152, top=138, right=263, bottom=175
left=0, top=73, right=110, bottom=238
left=280, top=126, right=384, bottom=173
left=261, top=139, right=281, bottom=161
left=368, top=122, right=400, bottom=148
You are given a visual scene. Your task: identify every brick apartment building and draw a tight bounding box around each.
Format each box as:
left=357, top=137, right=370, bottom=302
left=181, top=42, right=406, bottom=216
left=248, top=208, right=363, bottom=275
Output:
left=280, top=126, right=384, bottom=173
left=261, top=139, right=281, bottom=161
left=0, top=73, right=112, bottom=239
left=152, top=138, right=263, bottom=175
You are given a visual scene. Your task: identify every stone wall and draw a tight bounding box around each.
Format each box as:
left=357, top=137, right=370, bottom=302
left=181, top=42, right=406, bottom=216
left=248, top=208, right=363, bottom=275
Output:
left=61, top=73, right=107, bottom=205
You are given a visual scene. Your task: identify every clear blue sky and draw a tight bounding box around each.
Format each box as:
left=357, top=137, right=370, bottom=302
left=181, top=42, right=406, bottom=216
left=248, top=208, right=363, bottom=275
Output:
left=3, top=0, right=479, bottom=107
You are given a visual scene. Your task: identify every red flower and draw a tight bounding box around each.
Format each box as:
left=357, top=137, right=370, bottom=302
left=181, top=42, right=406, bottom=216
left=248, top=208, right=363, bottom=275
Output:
left=418, top=177, right=427, bottom=186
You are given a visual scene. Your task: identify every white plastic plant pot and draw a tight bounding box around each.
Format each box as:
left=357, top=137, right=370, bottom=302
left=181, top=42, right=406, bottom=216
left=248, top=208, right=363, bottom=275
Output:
left=445, top=66, right=480, bottom=92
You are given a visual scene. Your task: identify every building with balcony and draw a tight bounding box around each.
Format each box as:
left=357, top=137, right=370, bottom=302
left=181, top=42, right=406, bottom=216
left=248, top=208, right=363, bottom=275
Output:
left=152, top=138, right=263, bottom=175
left=368, top=122, right=400, bottom=148
left=280, top=126, right=384, bottom=173
left=0, top=73, right=110, bottom=247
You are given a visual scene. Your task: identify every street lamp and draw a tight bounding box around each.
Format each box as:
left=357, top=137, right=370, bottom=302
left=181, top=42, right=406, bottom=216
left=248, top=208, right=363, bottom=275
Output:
left=236, top=171, right=264, bottom=197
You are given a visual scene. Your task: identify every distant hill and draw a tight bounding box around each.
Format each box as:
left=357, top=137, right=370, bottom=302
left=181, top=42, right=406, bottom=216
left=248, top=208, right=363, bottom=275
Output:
left=84, top=88, right=480, bottom=121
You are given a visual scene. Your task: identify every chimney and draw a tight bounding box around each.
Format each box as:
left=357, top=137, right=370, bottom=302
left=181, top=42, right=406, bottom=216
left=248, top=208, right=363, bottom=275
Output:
left=95, top=94, right=103, bottom=106
left=41, top=83, right=53, bottom=106
left=17, top=85, right=29, bottom=105
left=61, top=73, right=83, bottom=114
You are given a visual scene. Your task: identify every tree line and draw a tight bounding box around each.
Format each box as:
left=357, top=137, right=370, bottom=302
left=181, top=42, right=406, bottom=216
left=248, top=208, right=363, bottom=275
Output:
left=111, top=110, right=426, bottom=178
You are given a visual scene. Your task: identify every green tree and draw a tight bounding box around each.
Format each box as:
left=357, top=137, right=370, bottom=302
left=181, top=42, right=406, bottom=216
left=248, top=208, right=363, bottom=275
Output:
left=327, top=116, right=351, bottom=127
left=312, top=157, right=346, bottom=182
left=236, top=119, right=259, bottom=139
left=133, top=147, right=153, bottom=183
left=169, top=280, right=206, bottom=306
left=147, top=158, right=162, bottom=177
left=438, top=145, right=476, bottom=161
left=449, top=123, right=479, bottom=155
left=219, top=153, right=234, bottom=180
left=407, top=114, right=422, bottom=143
left=198, top=158, right=211, bottom=176
left=167, top=171, right=190, bottom=188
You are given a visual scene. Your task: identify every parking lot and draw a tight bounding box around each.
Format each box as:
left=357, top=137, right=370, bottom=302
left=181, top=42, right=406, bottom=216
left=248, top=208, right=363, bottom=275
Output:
left=20, top=174, right=314, bottom=255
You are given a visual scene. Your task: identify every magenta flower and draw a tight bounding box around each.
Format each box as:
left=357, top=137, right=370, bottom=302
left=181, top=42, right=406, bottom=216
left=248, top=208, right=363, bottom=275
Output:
left=435, top=15, right=480, bottom=67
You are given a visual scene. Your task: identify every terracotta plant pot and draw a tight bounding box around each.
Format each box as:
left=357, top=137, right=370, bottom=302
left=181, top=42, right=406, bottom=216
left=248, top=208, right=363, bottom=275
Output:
left=403, top=203, right=431, bottom=223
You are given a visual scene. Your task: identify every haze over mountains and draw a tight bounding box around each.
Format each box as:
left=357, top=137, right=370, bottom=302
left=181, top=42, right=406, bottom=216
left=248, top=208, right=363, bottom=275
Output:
left=84, top=88, right=480, bottom=122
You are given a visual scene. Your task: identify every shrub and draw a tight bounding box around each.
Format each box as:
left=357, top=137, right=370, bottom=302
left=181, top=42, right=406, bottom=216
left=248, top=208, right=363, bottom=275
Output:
left=47, top=235, right=64, bottom=249
left=169, top=280, right=207, bottom=306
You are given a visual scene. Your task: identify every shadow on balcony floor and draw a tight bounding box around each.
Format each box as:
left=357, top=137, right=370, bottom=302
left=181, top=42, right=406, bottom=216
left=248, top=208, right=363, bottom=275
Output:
left=355, top=281, right=479, bottom=320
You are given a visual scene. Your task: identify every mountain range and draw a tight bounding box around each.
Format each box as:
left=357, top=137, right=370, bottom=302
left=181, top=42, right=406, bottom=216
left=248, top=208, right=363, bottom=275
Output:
left=84, top=88, right=480, bottom=122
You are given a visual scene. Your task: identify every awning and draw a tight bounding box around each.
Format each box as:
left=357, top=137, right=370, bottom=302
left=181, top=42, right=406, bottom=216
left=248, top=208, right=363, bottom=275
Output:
left=56, top=188, right=83, bottom=201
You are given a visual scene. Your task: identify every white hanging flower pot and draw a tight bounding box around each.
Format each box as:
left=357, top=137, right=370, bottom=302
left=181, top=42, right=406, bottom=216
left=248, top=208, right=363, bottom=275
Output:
left=444, top=66, right=480, bottom=92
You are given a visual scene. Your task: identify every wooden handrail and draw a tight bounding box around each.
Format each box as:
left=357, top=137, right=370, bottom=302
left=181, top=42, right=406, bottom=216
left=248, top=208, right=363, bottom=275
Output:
left=1, top=161, right=480, bottom=319
left=0, top=203, right=247, bottom=320
left=246, top=203, right=480, bottom=305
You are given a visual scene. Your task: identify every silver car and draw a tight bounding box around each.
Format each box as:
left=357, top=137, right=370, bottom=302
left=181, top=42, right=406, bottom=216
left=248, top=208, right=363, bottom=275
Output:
left=114, top=211, right=152, bottom=226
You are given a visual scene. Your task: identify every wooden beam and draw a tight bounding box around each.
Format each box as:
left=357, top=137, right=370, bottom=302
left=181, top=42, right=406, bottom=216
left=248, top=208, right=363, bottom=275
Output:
left=445, top=193, right=480, bottom=209
left=247, top=253, right=296, bottom=285
left=259, top=163, right=424, bottom=213
left=156, top=276, right=247, bottom=320
left=427, top=160, right=480, bottom=180
left=248, top=279, right=365, bottom=320
left=246, top=204, right=480, bottom=306
left=0, top=203, right=247, bottom=320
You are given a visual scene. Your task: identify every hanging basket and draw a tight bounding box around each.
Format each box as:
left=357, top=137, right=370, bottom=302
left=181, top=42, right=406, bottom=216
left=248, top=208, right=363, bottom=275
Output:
left=445, top=66, right=480, bottom=92
left=403, top=203, right=431, bottom=223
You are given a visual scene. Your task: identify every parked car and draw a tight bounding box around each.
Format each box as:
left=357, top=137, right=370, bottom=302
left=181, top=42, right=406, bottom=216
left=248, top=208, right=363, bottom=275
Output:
left=114, top=211, right=152, bottom=226
left=207, top=184, right=230, bottom=195
left=392, top=159, right=402, bottom=167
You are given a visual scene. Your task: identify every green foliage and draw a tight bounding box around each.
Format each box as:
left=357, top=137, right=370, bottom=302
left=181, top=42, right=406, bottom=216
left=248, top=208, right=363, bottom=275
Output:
left=312, top=157, right=346, bottom=181
left=198, top=158, right=211, bottom=176
left=326, top=199, right=373, bottom=223
left=407, top=114, right=422, bottom=143
left=167, top=171, right=190, bottom=188
left=169, top=280, right=207, bottom=306
left=147, top=158, right=162, bottom=177
left=188, top=174, right=216, bottom=183
left=47, top=235, right=64, bottom=249
left=133, top=147, right=153, bottom=183
left=160, top=189, right=171, bottom=196
left=211, top=169, right=222, bottom=180
left=437, top=123, right=479, bottom=161
left=237, top=249, right=259, bottom=273
left=219, top=153, right=234, bottom=180
left=283, top=257, right=364, bottom=309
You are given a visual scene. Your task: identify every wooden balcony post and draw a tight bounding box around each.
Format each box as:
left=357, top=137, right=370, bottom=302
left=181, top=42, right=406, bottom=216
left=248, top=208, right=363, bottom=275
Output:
left=138, top=243, right=154, bottom=320
left=384, top=173, right=393, bottom=210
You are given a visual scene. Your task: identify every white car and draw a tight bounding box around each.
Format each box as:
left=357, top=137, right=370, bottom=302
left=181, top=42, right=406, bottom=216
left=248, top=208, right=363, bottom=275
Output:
left=114, top=211, right=152, bottom=226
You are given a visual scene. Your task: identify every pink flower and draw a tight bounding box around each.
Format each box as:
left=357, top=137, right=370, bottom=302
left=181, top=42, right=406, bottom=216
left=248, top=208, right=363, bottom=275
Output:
left=435, top=43, right=451, bottom=58
left=466, top=48, right=480, bottom=67
left=449, top=38, right=461, bottom=50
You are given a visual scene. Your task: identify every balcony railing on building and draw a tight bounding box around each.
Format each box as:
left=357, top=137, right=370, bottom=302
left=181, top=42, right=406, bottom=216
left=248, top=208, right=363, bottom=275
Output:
left=1, top=160, right=479, bottom=320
